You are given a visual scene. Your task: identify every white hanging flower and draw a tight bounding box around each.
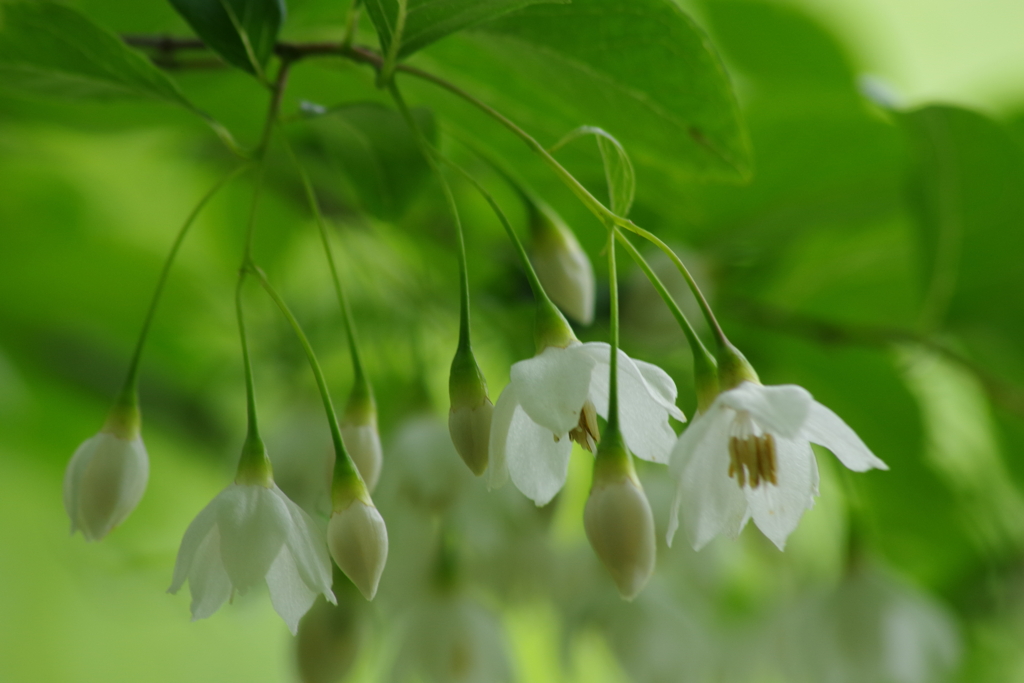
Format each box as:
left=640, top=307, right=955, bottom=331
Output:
left=63, top=430, right=149, bottom=541
left=489, top=341, right=685, bottom=505
left=168, top=482, right=335, bottom=634
left=667, top=382, right=888, bottom=551
left=327, top=498, right=388, bottom=601
left=63, top=402, right=148, bottom=542
left=530, top=211, right=595, bottom=326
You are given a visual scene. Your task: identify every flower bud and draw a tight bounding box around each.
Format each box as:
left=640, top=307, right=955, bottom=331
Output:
left=448, top=401, right=493, bottom=477
left=449, top=345, right=492, bottom=475
left=295, top=593, right=365, bottom=683
left=584, top=441, right=656, bottom=600
left=341, top=402, right=383, bottom=493
left=529, top=202, right=595, bottom=326
left=63, top=401, right=149, bottom=541
left=327, top=498, right=388, bottom=600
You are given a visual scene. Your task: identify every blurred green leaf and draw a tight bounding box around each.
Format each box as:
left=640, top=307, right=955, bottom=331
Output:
left=900, top=106, right=1024, bottom=339
left=446, top=0, right=750, bottom=182
left=168, top=0, right=286, bottom=77
left=363, top=0, right=565, bottom=60
left=302, top=102, right=437, bottom=221
left=552, top=126, right=635, bottom=217
left=0, top=2, right=192, bottom=106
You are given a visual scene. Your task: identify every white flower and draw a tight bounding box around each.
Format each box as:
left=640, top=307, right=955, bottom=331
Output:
left=448, top=400, right=493, bottom=477
left=667, top=382, right=888, bottom=551
left=168, top=482, right=335, bottom=634
left=327, top=499, right=388, bottom=600
left=488, top=342, right=686, bottom=505
left=63, top=431, right=149, bottom=541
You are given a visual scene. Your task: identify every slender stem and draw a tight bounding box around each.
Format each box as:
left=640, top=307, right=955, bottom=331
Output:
left=614, top=230, right=708, bottom=360
left=439, top=156, right=550, bottom=305
left=235, top=274, right=260, bottom=442
left=119, top=165, right=247, bottom=398
left=250, top=266, right=361, bottom=482
left=281, top=139, right=370, bottom=393
left=340, top=0, right=363, bottom=48
left=606, top=231, right=621, bottom=434
left=388, top=83, right=473, bottom=350
left=616, top=221, right=729, bottom=349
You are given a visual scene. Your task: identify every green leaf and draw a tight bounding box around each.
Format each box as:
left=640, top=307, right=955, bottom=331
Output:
left=418, top=0, right=750, bottom=183
left=363, top=0, right=565, bottom=60
left=168, top=0, right=286, bottom=78
left=303, top=102, right=437, bottom=221
left=900, top=106, right=1024, bottom=341
left=0, top=2, right=192, bottom=106
left=552, top=126, right=635, bottom=217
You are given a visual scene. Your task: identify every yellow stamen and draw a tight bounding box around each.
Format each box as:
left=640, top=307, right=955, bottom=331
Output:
left=569, top=400, right=600, bottom=453
left=728, top=433, right=778, bottom=489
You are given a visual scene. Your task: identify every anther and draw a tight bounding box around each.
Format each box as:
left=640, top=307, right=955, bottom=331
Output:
left=569, top=400, right=600, bottom=453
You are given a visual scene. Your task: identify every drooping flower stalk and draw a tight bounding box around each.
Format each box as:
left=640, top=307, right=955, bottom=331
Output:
left=283, top=139, right=383, bottom=490
left=389, top=83, right=494, bottom=476
left=584, top=229, right=657, bottom=600
left=614, top=229, right=719, bottom=412
left=250, top=266, right=388, bottom=600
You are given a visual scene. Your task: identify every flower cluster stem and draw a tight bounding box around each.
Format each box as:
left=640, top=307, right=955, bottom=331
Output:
left=388, top=83, right=473, bottom=354
left=282, top=139, right=372, bottom=403
left=118, top=165, right=247, bottom=405
left=249, top=266, right=364, bottom=491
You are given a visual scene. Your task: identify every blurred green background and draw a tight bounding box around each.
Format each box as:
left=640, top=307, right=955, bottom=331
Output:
left=3, top=0, right=1024, bottom=681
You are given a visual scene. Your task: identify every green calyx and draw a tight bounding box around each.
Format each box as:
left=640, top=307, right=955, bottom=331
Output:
left=534, top=297, right=578, bottom=352
left=717, top=342, right=760, bottom=391
left=343, top=380, right=376, bottom=425
left=693, top=348, right=721, bottom=414
left=332, top=468, right=371, bottom=512
left=591, top=427, right=639, bottom=490
left=102, top=389, right=141, bottom=440
left=234, top=433, right=274, bottom=487
left=449, top=344, right=489, bottom=409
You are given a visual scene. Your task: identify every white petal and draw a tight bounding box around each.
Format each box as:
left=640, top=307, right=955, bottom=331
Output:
left=634, top=359, right=687, bottom=423
left=509, top=345, right=595, bottom=435
left=718, top=383, right=812, bottom=439
left=216, top=484, right=290, bottom=592
left=584, top=477, right=656, bottom=599
left=505, top=400, right=574, bottom=506
left=169, top=494, right=221, bottom=594
left=187, top=526, right=232, bottom=620
left=669, top=408, right=748, bottom=550
left=583, top=346, right=680, bottom=464
left=341, top=420, right=383, bottom=492
left=802, top=400, right=888, bottom=472
left=744, top=436, right=817, bottom=550
left=273, top=486, right=335, bottom=603
left=63, top=435, right=100, bottom=535
left=487, top=384, right=519, bottom=490
left=267, top=544, right=319, bottom=635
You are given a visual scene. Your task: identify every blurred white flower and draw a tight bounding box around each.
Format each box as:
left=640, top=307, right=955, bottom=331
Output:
left=390, top=595, right=513, bottom=683
left=489, top=341, right=685, bottom=505
left=341, top=414, right=383, bottom=493
left=529, top=206, right=595, bottom=326
left=63, top=410, right=149, bottom=542
left=168, top=482, right=335, bottom=634
left=295, top=589, right=367, bottom=683
left=785, top=564, right=960, bottom=683
left=668, top=382, right=887, bottom=550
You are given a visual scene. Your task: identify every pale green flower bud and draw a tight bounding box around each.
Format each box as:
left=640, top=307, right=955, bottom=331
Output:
left=327, top=498, right=388, bottom=600
left=63, top=401, right=148, bottom=541
left=584, top=440, right=656, bottom=600
left=449, top=345, right=492, bottom=476
left=295, top=592, right=365, bottom=683
left=529, top=203, right=595, bottom=325
left=341, top=401, right=383, bottom=493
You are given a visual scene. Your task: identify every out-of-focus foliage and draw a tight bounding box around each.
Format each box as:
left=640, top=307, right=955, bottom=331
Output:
left=2, top=0, right=1024, bottom=682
